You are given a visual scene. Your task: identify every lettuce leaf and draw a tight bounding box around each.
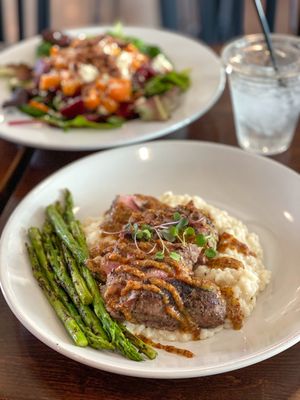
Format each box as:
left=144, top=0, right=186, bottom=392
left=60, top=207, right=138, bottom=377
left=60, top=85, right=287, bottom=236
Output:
left=36, top=41, right=52, bottom=57
left=144, top=70, right=191, bottom=96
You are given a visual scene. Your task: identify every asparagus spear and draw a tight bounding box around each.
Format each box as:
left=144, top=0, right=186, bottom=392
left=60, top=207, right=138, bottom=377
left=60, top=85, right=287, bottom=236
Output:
left=47, top=201, right=143, bottom=360
left=120, top=325, right=157, bottom=360
left=43, top=232, right=108, bottom=339
left=64, top=189, right=88, bottom=251
left=45, top=235, right=113, bottom=350
left=46, top=204, right=88, bottom=263
left=26, top=243, right=88, bottom=347
left=61, top=243, right=93, bottom=305
left=28, top=227, right=79, bottom=319
left=63, top=189, right=75, bottom=225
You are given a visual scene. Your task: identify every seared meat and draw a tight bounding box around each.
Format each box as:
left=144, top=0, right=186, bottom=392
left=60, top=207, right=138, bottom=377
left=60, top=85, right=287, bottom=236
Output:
left=88, top=194, right=226, bottom=335
left=171, top=280, right=226, bottom=328
left=101, top=194, right=217, bottom=238
left=103, top=269, right=226, bottom=331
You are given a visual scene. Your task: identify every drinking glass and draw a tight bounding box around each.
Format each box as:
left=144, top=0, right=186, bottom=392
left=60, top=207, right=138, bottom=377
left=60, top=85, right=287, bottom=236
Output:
left=222, top=34, right=300, bottom=155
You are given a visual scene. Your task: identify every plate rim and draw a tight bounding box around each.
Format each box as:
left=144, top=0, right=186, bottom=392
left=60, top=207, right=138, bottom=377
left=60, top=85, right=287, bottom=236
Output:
left=0, top=140, right=300, bottom=379
left=0, top=25, right=225, bottom=151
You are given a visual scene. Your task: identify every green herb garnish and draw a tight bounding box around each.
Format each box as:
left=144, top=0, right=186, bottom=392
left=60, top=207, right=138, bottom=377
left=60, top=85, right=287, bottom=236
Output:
left=195, top=233, right=207, bottom=247
left=142, top=229, right=152, bottom=241
left=169, top=252, right=181, bottom=262
left=145, top=70, right=191, bottom=96
left=36, top=40, right=52, bottom=57
left=155, top=251, right=164, bottom=261
left=184, top=227, right=195, bottom=237
left=162, top=226, right=177, bottom=242
left=205, top=248, right=217, bottom=259
left=173, top=212, right=181, bottom=221
left=176, top=216, right=189, bottom=231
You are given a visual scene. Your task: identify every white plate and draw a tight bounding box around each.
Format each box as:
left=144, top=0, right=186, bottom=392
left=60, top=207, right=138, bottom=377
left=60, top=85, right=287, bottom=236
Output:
left=0, top=27, right=224, bottom=151
left=1, top=141, right=299, bottom=378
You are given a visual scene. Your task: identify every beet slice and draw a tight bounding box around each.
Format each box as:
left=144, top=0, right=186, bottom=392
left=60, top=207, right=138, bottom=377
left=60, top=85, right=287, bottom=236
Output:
left=60, top=98, right=85, bottom=119
left=116, top=102, right=137, bottom=119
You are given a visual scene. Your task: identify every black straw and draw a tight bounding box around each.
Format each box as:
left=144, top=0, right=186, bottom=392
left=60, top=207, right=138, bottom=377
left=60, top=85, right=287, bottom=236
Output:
left=253, top=0, right=279, bottom=73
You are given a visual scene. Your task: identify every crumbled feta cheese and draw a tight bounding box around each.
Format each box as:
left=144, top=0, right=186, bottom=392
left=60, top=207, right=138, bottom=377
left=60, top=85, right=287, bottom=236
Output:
left=151, top=54, right=173, bottom=74
left=102, top=42, right=120, bottom=56
left=116, top=51, right=133, bottom=78
left=78, top=64, right=99, bottom=83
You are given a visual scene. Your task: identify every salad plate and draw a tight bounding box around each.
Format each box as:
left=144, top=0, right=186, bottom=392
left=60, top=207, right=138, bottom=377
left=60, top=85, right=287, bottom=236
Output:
left=0, top=26, right=225, bottom=151
left=0, top=140, right=300, bottom=378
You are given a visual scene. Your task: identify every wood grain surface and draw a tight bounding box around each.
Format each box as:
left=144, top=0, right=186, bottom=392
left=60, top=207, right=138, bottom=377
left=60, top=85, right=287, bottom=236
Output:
left=0, top=139, right=32, bottom=213
left=0, top=86, right=299, bottom=400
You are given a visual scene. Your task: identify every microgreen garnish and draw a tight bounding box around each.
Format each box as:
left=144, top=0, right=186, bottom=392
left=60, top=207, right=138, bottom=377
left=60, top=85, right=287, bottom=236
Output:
left=104, top=212, right=218, bottom=263
left=176, top=216, right=189, bottom=231
left=135, top=230, right=143, bottom=240
left=162, top=226, right=177, bottom=242
left=155, top=251, right=164, bottom=260
left=195, top=233, right=207, bottom=247
left=142, top=229, right=152, bottom=240
left=141, top=224, right=152, bottom=231
left=184, top=226, right=195, bottom=237
left=169, top=251, right=181, bottom=262
left=173, top=211, right=181, bottom=221
left=205, top=248, right=217, bottom=259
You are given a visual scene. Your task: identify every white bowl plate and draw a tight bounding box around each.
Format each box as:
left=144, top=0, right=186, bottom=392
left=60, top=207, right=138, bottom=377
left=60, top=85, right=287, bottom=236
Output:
left=1, top=141, right=299, bottom=378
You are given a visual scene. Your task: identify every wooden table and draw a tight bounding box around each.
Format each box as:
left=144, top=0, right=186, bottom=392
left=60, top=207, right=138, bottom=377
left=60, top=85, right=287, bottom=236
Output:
left=0, top=86, right=299, bottom=400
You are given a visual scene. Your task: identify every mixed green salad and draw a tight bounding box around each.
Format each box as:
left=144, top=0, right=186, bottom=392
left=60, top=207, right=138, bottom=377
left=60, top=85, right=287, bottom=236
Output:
left=2, top=25, right=191, bottom=130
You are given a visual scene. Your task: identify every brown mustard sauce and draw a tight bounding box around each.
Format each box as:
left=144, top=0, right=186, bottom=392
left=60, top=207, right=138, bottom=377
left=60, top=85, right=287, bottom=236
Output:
left=133, top=259, right=175, bottom=276
left=138, top=335, right=194, bottom=358
left=221, top=287, right=244, bottom=330
left=218, top=232, right=256, bottom=257
left=207, top=256, right=243, bottom=270
left=148, top=277, right=185, bottom=312
left=114, top=265, right=145, bottom=279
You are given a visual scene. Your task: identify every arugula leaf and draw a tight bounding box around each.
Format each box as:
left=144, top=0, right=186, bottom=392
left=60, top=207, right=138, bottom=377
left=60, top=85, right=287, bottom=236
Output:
left=40, top=114, right=124, bottom=130
left=127, top=37, right=161, bottom=58
left=145, top=70, right=191, bottom=96
left=36, top=41, right=52, bottom=57
left=108, top=23, right=161, bottom=58
left=66, top=115, right=124, bottom=129
left=19, top=104, right=47, bottom=117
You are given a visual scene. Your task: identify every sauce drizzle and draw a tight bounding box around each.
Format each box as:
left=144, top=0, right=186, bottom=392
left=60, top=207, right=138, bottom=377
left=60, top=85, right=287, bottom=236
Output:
left=138, top=335, right=194, bottom=358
